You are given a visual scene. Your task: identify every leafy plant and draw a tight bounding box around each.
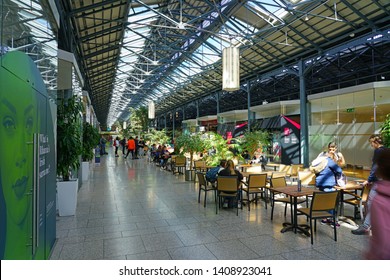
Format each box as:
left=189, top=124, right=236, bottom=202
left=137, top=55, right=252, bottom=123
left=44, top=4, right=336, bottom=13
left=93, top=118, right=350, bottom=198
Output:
left=144, top=128, right=170, bottom=146
left=82, top=122, right=100, bottom=161
left=57, top=95, right=83, bottom=181
left=175, top=133, right=205, bottom=169
left=380, top=113, right=390, bottom=147
left=202, top=132, right=234, bottom=166
left=129, top=106, right=149, bottom=133
left=239, top=130, right=271, bottom=158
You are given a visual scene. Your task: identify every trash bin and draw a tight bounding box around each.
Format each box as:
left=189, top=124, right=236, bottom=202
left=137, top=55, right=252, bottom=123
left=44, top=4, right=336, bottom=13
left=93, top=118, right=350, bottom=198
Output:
left=185, top=169, right=195, bottom=181
left=95, top=146, right=101, bottom=164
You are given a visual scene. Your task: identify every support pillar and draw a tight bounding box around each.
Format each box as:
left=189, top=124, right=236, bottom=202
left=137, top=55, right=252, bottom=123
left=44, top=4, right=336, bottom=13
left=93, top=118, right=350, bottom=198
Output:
left=299, top=60, right=309, bottom=167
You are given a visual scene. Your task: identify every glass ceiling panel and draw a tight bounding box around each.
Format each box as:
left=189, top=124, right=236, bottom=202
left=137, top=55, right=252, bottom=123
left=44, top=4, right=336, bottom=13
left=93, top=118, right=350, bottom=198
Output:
left=2, top=0, right=58, bottom=93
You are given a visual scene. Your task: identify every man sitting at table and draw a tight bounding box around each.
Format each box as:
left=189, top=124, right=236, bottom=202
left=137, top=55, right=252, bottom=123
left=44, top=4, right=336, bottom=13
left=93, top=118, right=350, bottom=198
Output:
left=206, top=160, right=226, bottom=186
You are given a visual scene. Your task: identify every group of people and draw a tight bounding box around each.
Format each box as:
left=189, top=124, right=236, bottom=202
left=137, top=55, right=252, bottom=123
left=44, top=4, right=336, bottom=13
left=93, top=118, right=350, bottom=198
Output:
left=99, top=135, right=147, bottom=159
left=310, top=135, right=389, bottom=259
left=205, top=159, right=243, bottom=208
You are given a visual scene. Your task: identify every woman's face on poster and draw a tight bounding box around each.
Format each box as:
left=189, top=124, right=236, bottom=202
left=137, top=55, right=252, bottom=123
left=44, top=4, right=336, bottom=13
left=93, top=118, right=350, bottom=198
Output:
left=0, top=79, right=37, bottom=226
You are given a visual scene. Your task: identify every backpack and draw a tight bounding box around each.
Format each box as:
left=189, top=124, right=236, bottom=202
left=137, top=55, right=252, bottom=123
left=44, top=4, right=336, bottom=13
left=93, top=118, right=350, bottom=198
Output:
left=206, top=166, right=220, bottom=183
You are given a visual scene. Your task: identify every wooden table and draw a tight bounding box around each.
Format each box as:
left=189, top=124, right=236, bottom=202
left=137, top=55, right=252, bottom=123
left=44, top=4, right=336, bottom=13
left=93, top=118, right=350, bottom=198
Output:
left=237, top=164, right=252, bottom=172
left=271, top=186, right=315, bottom=236
left=267, top=163, right=281, bottom=171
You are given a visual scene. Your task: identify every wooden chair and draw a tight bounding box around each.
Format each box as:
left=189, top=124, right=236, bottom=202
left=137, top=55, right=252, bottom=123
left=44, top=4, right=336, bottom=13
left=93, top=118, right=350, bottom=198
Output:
left=197, top=172, right=216, bottom=207
left=242, top=173, right=268, bottom=211
left=298, top=171, right=316, bottom=186
left=288, top=164, right=301, bottom=183
left=194, top=160, right=206, bottom=183
left=343, top=184, right=370, bottom=220
left=271, top=171, right=287, bottom=179
left=216, top=176, right=241, bottom=216
left=172, top=156, right=186, bottom=175
left=297, top=191, right=339, bottom=244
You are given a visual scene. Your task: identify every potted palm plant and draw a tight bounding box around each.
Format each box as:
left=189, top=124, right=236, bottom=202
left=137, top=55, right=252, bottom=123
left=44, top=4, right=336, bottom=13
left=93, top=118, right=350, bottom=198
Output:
left=56, top=95, right=83, bottom=216
left=175, top=133, right=205, bottom=180
left=81, top=122, right=100, bottom=181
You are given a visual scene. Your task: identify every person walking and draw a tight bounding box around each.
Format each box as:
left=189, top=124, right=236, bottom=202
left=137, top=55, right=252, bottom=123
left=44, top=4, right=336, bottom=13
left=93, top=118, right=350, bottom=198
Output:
left=365, top=149, right=390, bottom=259
left=125, top=136, right=136, bottom=159
left=352, top=134, right=387, bottom=235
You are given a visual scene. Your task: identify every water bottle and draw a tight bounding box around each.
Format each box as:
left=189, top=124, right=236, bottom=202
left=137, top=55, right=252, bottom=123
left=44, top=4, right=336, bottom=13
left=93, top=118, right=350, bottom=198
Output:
left=297, top=180, right=301, bottom=192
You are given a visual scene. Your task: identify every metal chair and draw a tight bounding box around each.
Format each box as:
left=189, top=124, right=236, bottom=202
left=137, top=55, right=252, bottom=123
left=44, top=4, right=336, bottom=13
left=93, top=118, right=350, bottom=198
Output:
left=343, top=184, right=370, bottom=220
left=297, top=191, right=340, bottom=244
left=197, top=172, right=216, bottom=207
left=216, top=176, right=241, bottom=216
left=242, top=173, right=268, bottom=211
left=172, top=156, right=186, bottom=175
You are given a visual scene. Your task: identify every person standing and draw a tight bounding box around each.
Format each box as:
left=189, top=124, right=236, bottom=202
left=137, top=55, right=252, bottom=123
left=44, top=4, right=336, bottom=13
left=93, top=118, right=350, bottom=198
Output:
left=134, top=136, right=139, bottom=159
left=318, top=142, right=346, bottom=167
left=99, top=135, right=107, bottom=155
left=365, top=149, right=390, bottom=259
left=138, top=138, right=145, bottom=157
left=114, top=136, right=120, bottom=157
left=121, top=137, right=127, bottom=156
left=352, top=134, right=387, bottom=235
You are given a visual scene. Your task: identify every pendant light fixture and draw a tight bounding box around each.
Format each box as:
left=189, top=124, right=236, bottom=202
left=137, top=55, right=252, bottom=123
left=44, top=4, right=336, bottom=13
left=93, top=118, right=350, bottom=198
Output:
left=222, top=46, right=240, bottom=91
left=148, top=100, right=155, bottom=119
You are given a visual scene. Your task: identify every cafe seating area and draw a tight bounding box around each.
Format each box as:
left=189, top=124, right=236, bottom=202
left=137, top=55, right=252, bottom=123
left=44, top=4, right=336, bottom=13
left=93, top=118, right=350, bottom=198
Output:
left=50, top=153, right=370, bottom=260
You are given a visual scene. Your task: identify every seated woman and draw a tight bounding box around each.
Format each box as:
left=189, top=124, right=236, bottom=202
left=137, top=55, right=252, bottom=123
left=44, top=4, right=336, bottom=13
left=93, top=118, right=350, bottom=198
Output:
left=218, top=160, right=244, bottom=208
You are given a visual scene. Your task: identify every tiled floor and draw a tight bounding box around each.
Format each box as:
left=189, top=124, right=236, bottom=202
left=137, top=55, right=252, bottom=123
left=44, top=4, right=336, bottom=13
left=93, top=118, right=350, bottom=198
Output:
left=50, top=150, right=369, bottom=260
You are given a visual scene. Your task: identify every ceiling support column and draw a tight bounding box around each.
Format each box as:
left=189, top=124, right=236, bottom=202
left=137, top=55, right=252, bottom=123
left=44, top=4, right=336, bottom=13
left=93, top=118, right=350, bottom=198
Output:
left=247, top=81, right=251, bottom=132
left=172, top=111, right=175, bottom=140
left=299, top=60, right=309, bottom=168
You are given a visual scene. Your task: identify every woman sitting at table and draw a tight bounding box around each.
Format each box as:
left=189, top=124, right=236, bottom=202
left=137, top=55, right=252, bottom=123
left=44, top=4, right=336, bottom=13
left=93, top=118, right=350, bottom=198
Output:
left=219, top=160, right=243, bottom=208
left=310, top=155, right=343, bottom=226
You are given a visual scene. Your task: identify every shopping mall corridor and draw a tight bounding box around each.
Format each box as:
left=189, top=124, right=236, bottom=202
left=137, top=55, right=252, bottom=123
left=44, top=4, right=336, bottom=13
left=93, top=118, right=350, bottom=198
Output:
left=50, top=148, right=368, bottom=260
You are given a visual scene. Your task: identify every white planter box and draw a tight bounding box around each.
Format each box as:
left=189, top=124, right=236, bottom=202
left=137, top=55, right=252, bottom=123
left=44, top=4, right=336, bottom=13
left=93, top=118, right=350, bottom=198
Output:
left=82, top=161, right=90, bottom=182
left=57, top=179, right=78, bottom=216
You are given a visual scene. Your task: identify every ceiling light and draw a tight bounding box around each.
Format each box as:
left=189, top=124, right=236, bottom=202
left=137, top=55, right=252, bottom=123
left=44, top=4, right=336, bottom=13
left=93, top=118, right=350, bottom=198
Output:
left=304, top=15, right=309, bottom=21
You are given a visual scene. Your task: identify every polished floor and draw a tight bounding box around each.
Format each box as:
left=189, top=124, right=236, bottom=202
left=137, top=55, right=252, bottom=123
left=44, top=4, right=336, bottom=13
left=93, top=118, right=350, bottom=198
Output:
left=50, top=149, right=369, bottom=260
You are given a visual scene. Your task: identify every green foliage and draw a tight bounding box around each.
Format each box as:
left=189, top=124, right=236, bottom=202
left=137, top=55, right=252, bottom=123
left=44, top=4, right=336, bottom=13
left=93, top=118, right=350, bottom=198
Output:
left=175, top=133, right=205, bottom=169
left=202, top=132, right=234, bottom=166
left=144, top=128, right=170, bottom=145
left=129, top=106, right=149, bottom=133
left=380, top=113, right=390, bottom=148
left=57, top=95, right=83, bottom=181
left=239, top=130, right=271, bottom=158
left=82, top=122, right=100, bottom=161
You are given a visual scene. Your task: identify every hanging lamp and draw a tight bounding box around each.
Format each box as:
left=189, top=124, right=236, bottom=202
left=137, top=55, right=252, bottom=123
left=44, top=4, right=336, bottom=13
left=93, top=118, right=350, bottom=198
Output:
left=148, top=100, right=155, bottom=119
left=222, top=46, right=240, bottom=91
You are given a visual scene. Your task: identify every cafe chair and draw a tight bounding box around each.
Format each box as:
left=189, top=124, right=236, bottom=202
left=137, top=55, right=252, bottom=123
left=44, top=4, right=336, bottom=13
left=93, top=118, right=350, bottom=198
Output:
left=343, top=184, right=370, bottom=220
left=216, top=176, right=241, bottom=216
left=297, top=191, right=339, bottom=244
left=172, top=156, right=186, bottom=175
left=270, top=177, right=292, bottom=220
left=194, top=160, right=206, bottom=183
left=197, top=172, right=216, bottom=208
left=298, top=171, right=316, bottom=186
left=242, top=173, right=268, bottom=211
